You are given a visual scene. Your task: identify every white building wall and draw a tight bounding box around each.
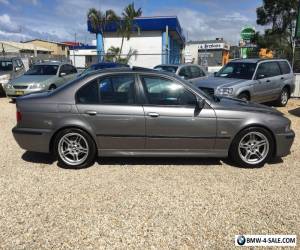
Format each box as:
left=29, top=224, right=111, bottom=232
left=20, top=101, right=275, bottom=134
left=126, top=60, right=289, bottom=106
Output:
left=69, top=48, right=97, bottom=68
left=104, top=31, right=162, bottom=68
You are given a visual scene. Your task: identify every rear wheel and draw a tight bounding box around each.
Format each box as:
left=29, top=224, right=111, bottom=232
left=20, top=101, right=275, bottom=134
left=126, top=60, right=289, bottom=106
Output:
left=229, top=127, right=274, bottom=168
left=54, top=128, right=96, bottom=169
left=275, top=87, right=289, bottom=107
left=237, top=92, right=250, bottom=101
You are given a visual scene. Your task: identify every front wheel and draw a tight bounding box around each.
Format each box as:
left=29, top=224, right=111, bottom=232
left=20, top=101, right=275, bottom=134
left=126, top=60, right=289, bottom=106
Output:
left=54, top=128, right=96, bottom=169
left=229, top=127, right=274, bottom=168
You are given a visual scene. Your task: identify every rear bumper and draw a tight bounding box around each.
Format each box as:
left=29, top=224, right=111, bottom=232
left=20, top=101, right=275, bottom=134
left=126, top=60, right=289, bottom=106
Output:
left=12, top=127, right=52, bottom=153
left=275, top=130, right=295, bottom=157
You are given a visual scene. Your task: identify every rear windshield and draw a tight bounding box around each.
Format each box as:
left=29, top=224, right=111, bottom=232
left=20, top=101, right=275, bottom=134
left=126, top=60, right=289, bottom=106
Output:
left=154, top=65, right=178, bottom=73
left=25, top=65, right=59, bottom=75
left=0, top=60, right=13, bottom=71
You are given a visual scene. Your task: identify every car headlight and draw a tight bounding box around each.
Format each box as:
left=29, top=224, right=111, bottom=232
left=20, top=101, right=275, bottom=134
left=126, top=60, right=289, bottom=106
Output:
left=0, top=74, right=10, bottom=84
left=28, top=83, right=46, bottom=89
left=285, top=123, right=291, bottom=132
left=217, top=87, right=233, bottom=95
left=6, top=84, right=13, bottom=89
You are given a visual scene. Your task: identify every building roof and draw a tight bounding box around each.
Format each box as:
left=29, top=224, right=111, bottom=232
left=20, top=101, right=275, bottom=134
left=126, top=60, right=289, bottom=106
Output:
left=88, top=16, right=185, bottom=43
left=23, top=39, right=67, bottom=46
left=0, top=41, right=52, bottom=52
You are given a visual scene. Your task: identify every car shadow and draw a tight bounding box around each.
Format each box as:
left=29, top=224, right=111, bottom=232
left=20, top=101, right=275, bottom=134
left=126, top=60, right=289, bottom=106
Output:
left=288, top=107, right=300, bottom=117
left=22, top=151, right=56, bottom=165
left=97, top=157, right=223, bottom=167
left=21, top=152, right=284, bottom=170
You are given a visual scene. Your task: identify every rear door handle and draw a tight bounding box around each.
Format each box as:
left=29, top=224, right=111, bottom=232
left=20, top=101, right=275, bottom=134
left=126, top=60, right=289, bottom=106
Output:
left=147, top=112, right=160, bottom=118
left=266, top=80, right=271, bottom=83
left=281, top=77, right=284, bottom=80
left=85, top=110, right=97, bottom=116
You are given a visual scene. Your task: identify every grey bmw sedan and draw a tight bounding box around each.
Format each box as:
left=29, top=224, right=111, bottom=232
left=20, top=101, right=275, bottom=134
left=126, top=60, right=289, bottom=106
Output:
left=12, top=67, right=295, bottom=168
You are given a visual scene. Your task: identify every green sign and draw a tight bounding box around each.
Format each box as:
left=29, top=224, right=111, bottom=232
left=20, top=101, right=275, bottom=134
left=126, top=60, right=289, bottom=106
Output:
left=241, top=26, right=255, bottom=40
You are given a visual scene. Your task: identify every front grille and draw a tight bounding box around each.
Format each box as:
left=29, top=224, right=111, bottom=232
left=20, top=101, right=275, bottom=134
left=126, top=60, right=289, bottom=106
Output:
left=199, top=87, right=214, bottom=96
left=13, top=85, right=28, bottom=89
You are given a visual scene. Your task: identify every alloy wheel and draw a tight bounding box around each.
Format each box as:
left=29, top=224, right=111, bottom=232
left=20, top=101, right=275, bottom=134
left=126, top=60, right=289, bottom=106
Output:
left=238, top=131, right=269, bottom=165
left=58, top=133, right=89, bottom=166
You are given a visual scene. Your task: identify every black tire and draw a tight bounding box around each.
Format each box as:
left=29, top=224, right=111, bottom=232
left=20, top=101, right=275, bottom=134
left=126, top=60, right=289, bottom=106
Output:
left=49, top=84, right=57, bottom=91
left=237, top=92, right=250, bottom=101
left=274, top=87, right=289, bottom=107
left=229, top=127, right=274, bottom=168
left=53, top=128, right=96, bottom=169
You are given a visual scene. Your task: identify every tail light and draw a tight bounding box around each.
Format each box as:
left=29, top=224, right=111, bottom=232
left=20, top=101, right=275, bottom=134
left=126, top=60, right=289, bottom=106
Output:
left=16, top=111, right=22, bottom=123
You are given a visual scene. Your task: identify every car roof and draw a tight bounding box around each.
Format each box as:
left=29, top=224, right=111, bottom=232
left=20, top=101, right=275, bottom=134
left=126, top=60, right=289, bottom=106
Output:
left=0, top=56, right=20, bottom=61
left=84, top=66, right=176, bottom=78
left=34, top=61, right=66, bottom=66
left=230, top=58, right=289, bottom=63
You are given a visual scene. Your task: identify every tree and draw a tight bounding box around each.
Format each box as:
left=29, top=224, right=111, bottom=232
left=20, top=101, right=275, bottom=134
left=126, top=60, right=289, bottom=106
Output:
left=87, top=8, right=117, bottom=54
left=256, top=0, right=298, bottom=60
left=116, top=3, right=142, bottom=60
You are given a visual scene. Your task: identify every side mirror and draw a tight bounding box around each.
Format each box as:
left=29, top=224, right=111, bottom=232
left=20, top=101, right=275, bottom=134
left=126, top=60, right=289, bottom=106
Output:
left=60, top=72, right=67, bottom=77
left=196, top=98, right=206, bottom=110
left=213, top=72, right=217, bottom=76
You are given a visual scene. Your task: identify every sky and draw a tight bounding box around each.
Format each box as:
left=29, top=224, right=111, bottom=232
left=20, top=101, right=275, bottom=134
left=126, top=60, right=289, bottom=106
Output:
left=0, top=0, right=264, bottom=45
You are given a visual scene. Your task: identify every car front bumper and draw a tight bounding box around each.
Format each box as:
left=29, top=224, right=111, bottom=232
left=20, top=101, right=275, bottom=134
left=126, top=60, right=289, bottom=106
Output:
left=12, top=127, right=53, bottom=153
left=275, top=130, right=295, bottom=158
left=5, top=87, right=45, bottom=98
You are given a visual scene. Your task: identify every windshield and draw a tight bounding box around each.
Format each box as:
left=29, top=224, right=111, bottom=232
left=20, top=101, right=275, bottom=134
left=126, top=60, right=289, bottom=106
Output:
left=25, top=65, right=59, bottom=75
left=215, top=62, right=256, bottom=80
left=0, top=61, right=13, bottom=71
left=154, top=65, right=178, bottom=73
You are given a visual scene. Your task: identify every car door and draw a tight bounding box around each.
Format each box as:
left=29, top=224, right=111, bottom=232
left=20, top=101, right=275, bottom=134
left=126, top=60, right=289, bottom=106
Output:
left=139, top=74, right=217, bottom=151
left=278, top=60, right=293, bottom=96
left=76, top=74, right=145, bottom=151
left=254, top=62, right=282, bottom=102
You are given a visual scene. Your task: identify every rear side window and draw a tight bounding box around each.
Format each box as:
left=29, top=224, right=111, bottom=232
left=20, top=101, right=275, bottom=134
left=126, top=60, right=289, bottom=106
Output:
left=76, top=75, right=136, bottom=105
left=256, top=62, right=281, bottom=78
left=278, top=61, right=291, bottom=74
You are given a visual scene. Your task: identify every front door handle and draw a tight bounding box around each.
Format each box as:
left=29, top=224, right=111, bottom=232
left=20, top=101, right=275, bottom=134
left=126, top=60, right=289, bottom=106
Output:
left=85, top=110, right=97, bottom=116
left=147, top=112, right=160, bottom=118
left=266, top=80, right=271, bottom=83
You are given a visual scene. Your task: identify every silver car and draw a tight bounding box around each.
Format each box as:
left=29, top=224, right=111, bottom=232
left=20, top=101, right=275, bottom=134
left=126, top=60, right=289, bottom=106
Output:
left=12, top=67, right=295, bottom=169
left=5, top=62, right=77, bottom=98
left=196, top=59, right=295, bottom=107
left=154, top=64, right=207, bottom=84
left=0, top=56, right=25, bottom=95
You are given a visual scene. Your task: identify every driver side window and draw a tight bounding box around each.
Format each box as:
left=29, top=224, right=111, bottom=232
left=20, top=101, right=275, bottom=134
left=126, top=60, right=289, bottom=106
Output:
left=141, top=76, right=197, bottom=106
left=178, top=67, right=192, bottom=80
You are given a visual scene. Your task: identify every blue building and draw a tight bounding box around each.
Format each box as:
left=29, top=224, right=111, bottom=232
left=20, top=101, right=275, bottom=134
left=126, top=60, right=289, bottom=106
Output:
left=88, top=16, right=185, bottom=67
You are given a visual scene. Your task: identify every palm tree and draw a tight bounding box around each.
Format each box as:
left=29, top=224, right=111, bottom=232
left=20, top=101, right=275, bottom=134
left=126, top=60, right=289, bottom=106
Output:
left=117, top=3, right=142, bottom=60
left=87, top=8, right=117, bottom=59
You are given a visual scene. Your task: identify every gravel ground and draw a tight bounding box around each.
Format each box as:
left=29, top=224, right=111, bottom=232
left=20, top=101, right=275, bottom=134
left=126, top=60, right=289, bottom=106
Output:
left=0, top=97, right=299, bottom=249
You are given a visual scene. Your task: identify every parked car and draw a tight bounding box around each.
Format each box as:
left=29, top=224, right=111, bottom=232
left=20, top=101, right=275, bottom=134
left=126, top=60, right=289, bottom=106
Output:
left=5, top=62, right=78, bottom=99
left=0, top=56, right=25, bottom=96
left=12, top=67, right=294, bottom=169
left=78, top=62, right=129, bottom=77
left=154, top=64, right=207, bottom=84
left=195, top=59, right=295, bottom=106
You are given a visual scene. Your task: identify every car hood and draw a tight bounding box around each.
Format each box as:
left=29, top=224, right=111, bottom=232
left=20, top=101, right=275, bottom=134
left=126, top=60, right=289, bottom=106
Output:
left=0, top=71, right=12, bottom=77
left=10, top=75, right=55, bottom=85
left=212, top=96, right=283, bottom=116
left=195, top=76, right=247, bottom=89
